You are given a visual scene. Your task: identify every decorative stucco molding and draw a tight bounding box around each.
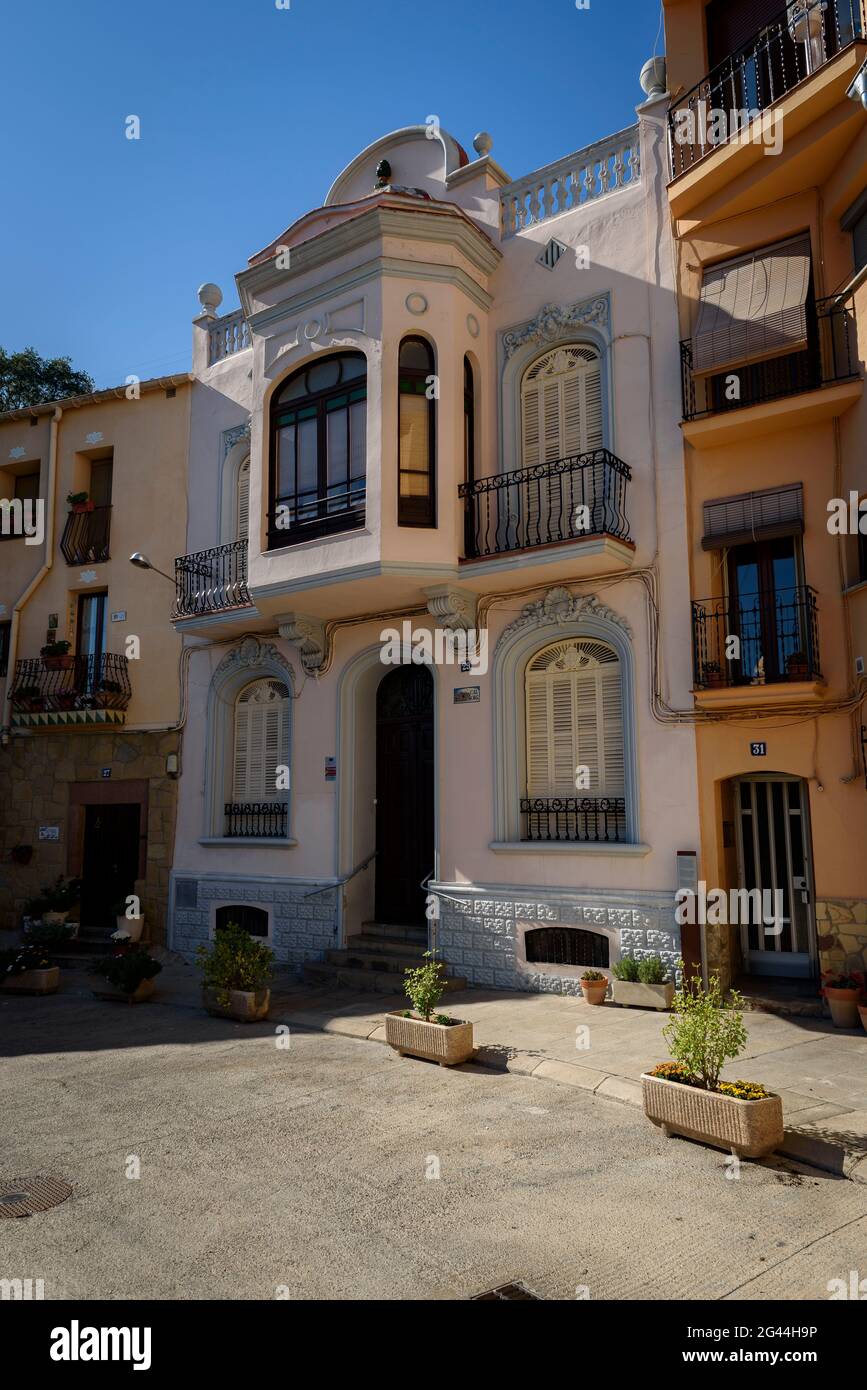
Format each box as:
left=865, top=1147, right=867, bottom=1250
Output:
left=215, top=636, right=294, bottom=682
left=503, top=296, right=610, bottom=358
left=221, top=418, right=251, bottom=459
left=497, top=586, right=632, bottom=647
left=424, top=585, right=477, bottom=632
left=277, top=616, right=327, bottom=674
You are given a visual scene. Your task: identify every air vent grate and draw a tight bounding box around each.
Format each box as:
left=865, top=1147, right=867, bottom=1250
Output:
left=537, top=238, right=567, bottom=271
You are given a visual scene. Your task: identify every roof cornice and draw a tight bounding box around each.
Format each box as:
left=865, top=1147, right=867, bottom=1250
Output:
left=0, top=373, right=193, bottom=424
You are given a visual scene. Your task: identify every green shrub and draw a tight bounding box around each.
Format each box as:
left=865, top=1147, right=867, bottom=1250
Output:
left=612, top=956, right=639, bottom=981
left=90, top=943, right=162, bottom=994
left=403, top=951, right=446, bottom=1022
left=581, top=969, right=606, bottom=983
left=197, top=923, right=274, bottom=997
left=23, top=919, right=75, bottom=947
left=637, top=954, right=667, bottom=985
left=0, top=944, right=51, bottom=979
left=662, top=962, right=747, bottom=1092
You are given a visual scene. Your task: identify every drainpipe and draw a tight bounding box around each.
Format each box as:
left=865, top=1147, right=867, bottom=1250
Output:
left=1, top=405, right=62, bottom=734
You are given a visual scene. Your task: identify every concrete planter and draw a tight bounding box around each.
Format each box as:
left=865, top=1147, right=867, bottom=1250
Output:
left=92, top=978, right=155, bottom=1004
left=203, top=987, right=270, bottom=1022
left=42, top=911, right=69, bottom=927
left=612, top=979, right=674, bottom=1011
left=641, top=1073, right=783, bottom=1159
left=2, top=966, right=60, bottom=995
left=580, top=979, right=609, bottom=1005
left=824, top=987, right=861, bottom=1029
left=385, top=1012, right=475, bottom=1066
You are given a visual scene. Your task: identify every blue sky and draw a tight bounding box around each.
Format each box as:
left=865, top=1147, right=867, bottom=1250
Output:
left=0, top=0, right=663, bottom=388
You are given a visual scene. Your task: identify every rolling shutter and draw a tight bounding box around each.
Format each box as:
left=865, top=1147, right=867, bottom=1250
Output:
left=525, top=639, right=624, bottom=798
left=232, top=680, right=289, bottom=802
left=693, top=237, right=812, bottom=377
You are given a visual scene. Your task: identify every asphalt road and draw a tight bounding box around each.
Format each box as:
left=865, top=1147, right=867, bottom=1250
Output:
left=2, top=990, right=866, bottom=1300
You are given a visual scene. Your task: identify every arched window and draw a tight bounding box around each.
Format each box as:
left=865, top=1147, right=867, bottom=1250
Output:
left=225, top=678, right=290, bottom=838
left=398, top=336, right=436, bottom=527
left=521, top=344, right=603, bottom=467
left=236, top=457, right=250, bottom=542
left=269, top=352, right=366, bottom=548
left=524, top=637, right=626, bottom=842
left=216, top=904, right=269, bottom=938
left=463, top=356, right=475, bottom=487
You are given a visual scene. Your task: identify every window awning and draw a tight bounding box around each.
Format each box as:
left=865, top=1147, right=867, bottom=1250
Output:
left=692, top=237, right=812, bottom=377
left=702, top=483, right=803, bottom=550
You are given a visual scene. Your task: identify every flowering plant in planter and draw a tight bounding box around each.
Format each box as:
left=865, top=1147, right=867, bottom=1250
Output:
left=90, top=942, right=162, bottom=997
left=40, top=640, right=73, bottom=670
left=0, top=943, right=59, bottom=995
left=641, top=965, right=782, bottom=1157
left=23, top=917, right=76, bottom=947
left=66, top=491, right=93, bottom=512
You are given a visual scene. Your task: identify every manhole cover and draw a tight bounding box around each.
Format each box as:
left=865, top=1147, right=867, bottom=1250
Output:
left=470, top=1281, right=543, bottom=1301
left=0, top=1176, right=74, bottom=1218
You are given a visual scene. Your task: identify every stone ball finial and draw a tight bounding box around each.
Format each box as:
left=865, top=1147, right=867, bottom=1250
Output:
left=197, top=282, right=223, bottom=318
left=473, top=131, right=493, bottom=157
left=639, top=56, right=667, bottom=99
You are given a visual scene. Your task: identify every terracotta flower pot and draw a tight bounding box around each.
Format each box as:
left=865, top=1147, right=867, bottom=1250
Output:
left=2, top=966, right=60, bottom=995
left=202, top=986, right=270, bottom=1022
left=824, top=987, right=861, bottom=1029
left=641, top=1072, right=783, bottom=1159
left=859, top=1004, right=867, bottom=1034
left=42, top=655, right=74, bottom=671
left=581, top=978, right=609, bottom=1005
left=385, top=1011, right=475, bottom=1066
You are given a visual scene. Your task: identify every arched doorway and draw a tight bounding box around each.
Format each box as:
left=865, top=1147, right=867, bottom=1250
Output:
left=375, top=665, right=434, bottom=925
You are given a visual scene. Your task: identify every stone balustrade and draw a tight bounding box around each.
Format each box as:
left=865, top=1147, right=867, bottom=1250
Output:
left=499, top=124, right=641, bottom=237
left=207, top=309, right=251, bottom=365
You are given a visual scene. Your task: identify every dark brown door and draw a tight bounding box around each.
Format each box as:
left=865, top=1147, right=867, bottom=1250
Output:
left=375, top=665, right=434, bottom=925
left=80, top=803, right=141, bottom=928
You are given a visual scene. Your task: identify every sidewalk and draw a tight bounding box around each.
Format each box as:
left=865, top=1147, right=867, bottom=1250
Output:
left=31, top=959, right=867, bottom=1183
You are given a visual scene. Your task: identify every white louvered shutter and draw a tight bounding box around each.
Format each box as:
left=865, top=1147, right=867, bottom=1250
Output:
left=519, top=347, right=604, bottom=544
left=232, top=680, right=289, bottom=802
left=525, top=640, right=624, bottom=799
left=236, top=458, right=250, bottom=542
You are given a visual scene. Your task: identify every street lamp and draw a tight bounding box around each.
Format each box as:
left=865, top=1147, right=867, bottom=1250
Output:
left=129, top=552, right=175, bottom=584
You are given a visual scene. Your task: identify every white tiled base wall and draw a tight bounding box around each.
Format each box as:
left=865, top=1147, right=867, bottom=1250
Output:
left=169, top=873, right=339, bottom=971
left=432, top=883, right=681, bottom=995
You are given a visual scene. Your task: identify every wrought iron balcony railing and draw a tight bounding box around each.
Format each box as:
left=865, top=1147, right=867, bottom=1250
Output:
left=173, top=540, right=252, bottom=618
left=224, top=802, right=288, bottom=838
left=60, top=505, right=111, bottom=564
left=10, top=652, right=132, bottom=714
left=520, top=797, right=628, bottom=843
left=460, top=449, right=632, bottom=560
left=680, top=293, right=858, bottom=421
left=692, top=586, right=821, bottom=688
left=669, top=0, right=865, bottom=178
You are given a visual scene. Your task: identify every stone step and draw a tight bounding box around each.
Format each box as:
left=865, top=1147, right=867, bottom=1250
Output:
left=343, top=933, right=428, bottom=957
left=360, top=921, right=428, bottom=944
left=327, top=945, right=442, bottom=975
left=303, top=961, right=468, bottom=995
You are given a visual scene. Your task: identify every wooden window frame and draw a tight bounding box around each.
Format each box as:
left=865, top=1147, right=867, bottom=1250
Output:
left=398, top=336, right=436, bottom=528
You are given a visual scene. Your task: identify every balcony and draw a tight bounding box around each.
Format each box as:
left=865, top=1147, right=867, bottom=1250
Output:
left=459, top=450, right=632, bottom=561
left=692, top=586, right=823, bottom=705
left=173, top=541, right=253, bottom=620
left=9, top=653, right=132, bottom=728
left=680, top=293, right=860, bottom=440
left=669, top=0, right=865, bottom=179
left=520, top=797, right=628, bottom=843
left=223, top=802, right=288, bottom=839
left=499, top=125, right=640, bottom=237
left=59, top=505, right=111, bottom=565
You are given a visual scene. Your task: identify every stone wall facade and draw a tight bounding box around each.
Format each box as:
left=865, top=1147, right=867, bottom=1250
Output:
left=0, top=729, right=179, bottom=942
left=169, top=873, right=339, bottom=971
left=816, top=898, right=867, bottom=978
left=432, top=884, right=682, bottom=994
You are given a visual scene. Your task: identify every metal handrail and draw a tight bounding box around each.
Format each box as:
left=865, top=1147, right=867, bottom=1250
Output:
left=303, top=849, right=377, bottom=899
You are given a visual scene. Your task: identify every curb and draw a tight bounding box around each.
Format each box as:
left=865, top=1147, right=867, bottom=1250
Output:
left=284, top=1007, right=867, bottom=1185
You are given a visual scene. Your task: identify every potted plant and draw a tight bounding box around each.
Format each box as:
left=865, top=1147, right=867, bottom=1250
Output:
left=31, top=875, right=80, bottom=927
left=786, top=650, right=809, bottom=680
left=0, top=943, right=60, bottom=995
left=580, top=968, right=609, bottom=1005
left=611, top=953, right=674, bottom=1010
left=90, top=942, right=162, bottom=1003
left=67, top=491, right=94, bottom=513
left=40, top=640, right=73, bottom=671
left=821, top=969, right=863, bottom=1029
left=23, top=917, right=76, bottom=949
left=702, top=661, right=725, bottom=688
left=54, top=689, right=79, bottom=711
left=385, top=950, right=474, bottom=1065
left=198, top=921, right=273, bottom=1021
left=12, top=684, right=44, bottom=711
left=112, top=896, right=144, bottom=943
left=641, top=965, right=783, bottom=1158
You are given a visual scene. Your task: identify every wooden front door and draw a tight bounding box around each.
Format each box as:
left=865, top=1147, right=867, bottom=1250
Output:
left=375, top=665, right=434, bottom=925
left=80, top=802, right=141, bottom=929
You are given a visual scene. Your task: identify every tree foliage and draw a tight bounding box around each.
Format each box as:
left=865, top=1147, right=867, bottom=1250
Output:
left=0, top=346, right=95, bottom=412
